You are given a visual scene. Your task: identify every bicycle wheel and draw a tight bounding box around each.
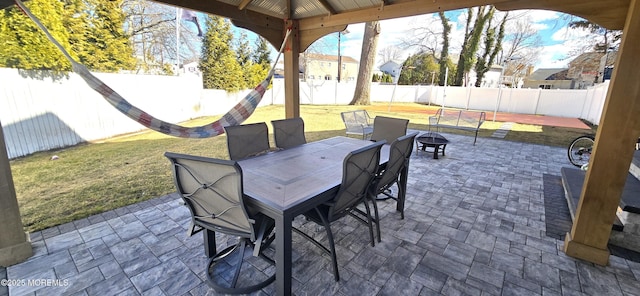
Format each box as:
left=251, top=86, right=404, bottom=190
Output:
left=568, top=135, right=595, bottom=167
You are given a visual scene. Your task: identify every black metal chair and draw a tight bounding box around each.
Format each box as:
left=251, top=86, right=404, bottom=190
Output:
left=293, top=141, right=385, bottom=282
left=165, top=152, right=275, bottom=294
left=271, top=117, right=307, bottom=149
left=367, top=132, right=419, bottom=242
left=370, top=116, right=409, bottom=144
left=224, top=122, right=270, bottom=160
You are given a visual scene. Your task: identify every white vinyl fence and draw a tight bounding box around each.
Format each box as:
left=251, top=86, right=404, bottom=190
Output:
left=1, top=68, right=608, bottom=159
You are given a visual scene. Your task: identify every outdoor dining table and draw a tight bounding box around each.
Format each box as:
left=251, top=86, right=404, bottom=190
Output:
left=201, top=136, right=404, bottom=295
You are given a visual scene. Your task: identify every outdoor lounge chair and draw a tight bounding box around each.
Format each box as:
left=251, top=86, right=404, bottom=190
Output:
left=224, top=122, right=270, bottom=160
left=293, top=141, right=384, bottom=281
left=370, top=116, right=409, bottom=144
left=271, top=117, right=307, bottom=149
left=341, top=110, right=374, bottom=139
left=165, top=152, right=276, bottom=294
left=368, top=132, right=419, bottom=243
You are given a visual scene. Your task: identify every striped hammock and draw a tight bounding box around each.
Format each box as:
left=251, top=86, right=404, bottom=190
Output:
left=15, top=0, right=290, bottom=138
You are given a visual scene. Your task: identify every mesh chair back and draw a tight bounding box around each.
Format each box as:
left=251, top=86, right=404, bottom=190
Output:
left=224, top=122, right=270, bottom=160
left=271, top=117, right=307, bottom=149
left=375, top=132, right=418, bottom=190
left=331, top=141, right=385, bottom=215
left=370, top=116, right=409, bottom=144
left=165, top=152, right=255, bottom=240
left=340, top=110, right=374, bottom=139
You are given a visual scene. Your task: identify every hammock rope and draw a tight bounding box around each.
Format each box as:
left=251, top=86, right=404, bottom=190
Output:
left=14, top=0, right=291, bottom=138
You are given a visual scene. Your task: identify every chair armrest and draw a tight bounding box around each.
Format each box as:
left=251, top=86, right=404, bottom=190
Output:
left=478, top=112, right=486, bottom=128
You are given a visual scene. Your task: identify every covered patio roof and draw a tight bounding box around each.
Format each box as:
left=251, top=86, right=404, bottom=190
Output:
left=2, top=0, right=640, bottom=274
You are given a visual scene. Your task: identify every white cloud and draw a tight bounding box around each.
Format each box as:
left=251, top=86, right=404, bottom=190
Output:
left=525, top=10, right=560, bottom=22
left=536, top=43, right=571, bottom=68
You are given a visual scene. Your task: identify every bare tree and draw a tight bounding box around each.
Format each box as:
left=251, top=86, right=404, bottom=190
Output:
left=350, top=21, right=380, bottom=105
left=398, top=15, right=441, bottom=56
left=122, top=0, right=201, bottom=74
left=378, top=45, right=404, bottom=64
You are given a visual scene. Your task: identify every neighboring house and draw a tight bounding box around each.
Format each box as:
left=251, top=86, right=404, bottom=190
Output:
left=522, top=68, right=572, bottom=89
left=468, top=64, right=505, bottom=88
left=273, top=60, right=303, bottom=79
left=566, top=52, right=604, bottom=89
left=181, top=61, right=201, bottom=76
left=301, top=53, right=359, bottom=82
left=379, top=60, right=403, bottom=83
left=274, top=53, right=358, bottom=81
left=599, top=51, right=617, bottom=82
left=523, top=52, right=611, bottom=89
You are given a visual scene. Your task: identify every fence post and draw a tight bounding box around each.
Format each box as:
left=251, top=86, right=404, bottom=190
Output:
left=465, top=85, right=472, bottom=110
left=533, top=88, right=542, bottom=115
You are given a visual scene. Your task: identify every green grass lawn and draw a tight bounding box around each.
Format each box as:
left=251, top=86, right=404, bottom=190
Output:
left=9, top=103, right=596, bottom=232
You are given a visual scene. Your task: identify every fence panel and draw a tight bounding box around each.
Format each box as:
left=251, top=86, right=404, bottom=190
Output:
left=1, top=67, right=609, bottom=158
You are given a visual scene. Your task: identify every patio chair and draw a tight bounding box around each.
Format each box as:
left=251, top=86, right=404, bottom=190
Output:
left=271, top=117, right=307, bottom=149
left=368, top=132, right=419, bottom=242
left=164, top=152, right=276, bottom=294
left=341, top=110, right=374, bottom=139
left=370, top=116, right=409, bottom=144
left=293, top=141, right=385, bottom=281
left=224, top=122, right=270, bottom=160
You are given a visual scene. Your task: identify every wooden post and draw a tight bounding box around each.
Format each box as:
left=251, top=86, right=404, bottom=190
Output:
left=284, top=20, right=300, bottom=119
left=564, top=0, right=640, bottom=266
left=0, top=122, right=32, bottom=266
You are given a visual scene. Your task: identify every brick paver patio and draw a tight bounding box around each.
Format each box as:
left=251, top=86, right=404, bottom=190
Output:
left=2, top=133, right=639, bottom=295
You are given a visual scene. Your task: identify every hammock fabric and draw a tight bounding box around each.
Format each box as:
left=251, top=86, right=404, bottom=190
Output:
left=14, top=0, right=290, bottom=138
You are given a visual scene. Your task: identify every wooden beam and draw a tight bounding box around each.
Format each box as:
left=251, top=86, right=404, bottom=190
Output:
left=298, top=0, right=628, bottom=31
left=298, top=0, right=508, bottom=30
left=231, top=20, right=284, bottom=49
left=285, top=0, right=291, bottom=20
left=564, top=0, right=639, bottom=266
left=152, top=0, right=283, bottom=23
left=494, top=0, right=630, bottom=30
left=283, top=20, right=300, bottom=119
left=238, top=0, right=253, bottom=11
left=300, top=25, right=347, bottom=51
left=318, top=0, right=338, bottom=15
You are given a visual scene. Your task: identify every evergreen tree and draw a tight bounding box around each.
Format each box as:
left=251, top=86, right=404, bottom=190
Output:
left=0, top=0, right=73, bottom=70
left=398, top=52, right=439, bottom=85
left=235, top=32, right=251, bottom=67
left=0, top=0, right=135, bottom=72
left=68, top=0, right=135, bottom=72
left=199, top=16, right=244, bottom=91
left=252, top=36, right=271, bottom=67
left=235, top=32, right=253, bottom=87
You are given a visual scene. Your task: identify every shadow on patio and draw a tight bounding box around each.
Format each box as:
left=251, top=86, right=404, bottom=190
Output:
left=3, top=133, right=640, bottom=295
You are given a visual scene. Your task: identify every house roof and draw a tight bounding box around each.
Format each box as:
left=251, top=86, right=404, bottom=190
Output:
left=569, top=52, right=605, bottom=66
left=304, top=53, right=358, bottom=63
left=527, top=68, right=569, bottom=81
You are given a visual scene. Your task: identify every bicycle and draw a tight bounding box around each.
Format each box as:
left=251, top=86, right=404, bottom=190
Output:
left=568, top=135, right=640, bottom=167
left=567, top=135, right=595, bottom=168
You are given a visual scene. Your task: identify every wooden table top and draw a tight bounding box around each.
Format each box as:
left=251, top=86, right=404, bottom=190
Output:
left=238, top=136, right=388, bottom=212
